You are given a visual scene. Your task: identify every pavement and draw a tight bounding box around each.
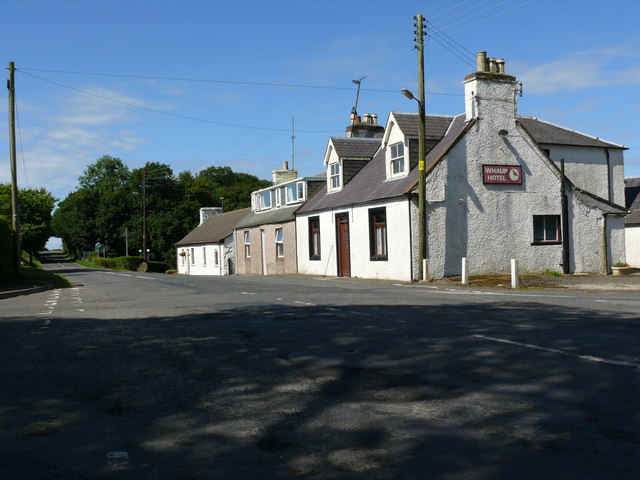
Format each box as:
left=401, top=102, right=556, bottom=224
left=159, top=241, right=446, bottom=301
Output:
left=2, top=260, right=640, bottom=300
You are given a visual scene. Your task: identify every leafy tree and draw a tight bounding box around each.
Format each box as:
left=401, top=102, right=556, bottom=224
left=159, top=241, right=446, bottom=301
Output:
left=0, top=184, right=57, bottom=263
left=52, top=189, right=98, bottom=258
left=52, top=155, right=272, bottom=264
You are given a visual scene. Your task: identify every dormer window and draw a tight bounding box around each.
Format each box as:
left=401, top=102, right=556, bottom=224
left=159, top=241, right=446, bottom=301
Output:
left=390, top=142, right=405, bottom=176
left=256, top=190, right=272, bottom=210
left=286, top=181, right=306, bottom=204
left=329, top=162, right=341, bottom=191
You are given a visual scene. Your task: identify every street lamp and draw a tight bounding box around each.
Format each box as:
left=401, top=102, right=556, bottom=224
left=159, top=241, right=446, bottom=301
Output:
left=401, top=88, right=426, bottom=281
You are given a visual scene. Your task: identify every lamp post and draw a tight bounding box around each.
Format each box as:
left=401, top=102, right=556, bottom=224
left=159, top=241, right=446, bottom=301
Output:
left=401, top=88, right=426, bottom=281
left=402, top=13, right=427, bottom=282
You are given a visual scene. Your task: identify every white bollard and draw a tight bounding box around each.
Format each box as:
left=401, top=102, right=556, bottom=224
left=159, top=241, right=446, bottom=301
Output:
left=461, top=257, right=468, bottom=284
left=511, top=259, right=519, bottom=288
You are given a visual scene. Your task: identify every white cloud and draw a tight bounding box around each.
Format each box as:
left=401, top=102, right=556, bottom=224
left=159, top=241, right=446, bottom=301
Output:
left=513, top=43, right=640, bottom=94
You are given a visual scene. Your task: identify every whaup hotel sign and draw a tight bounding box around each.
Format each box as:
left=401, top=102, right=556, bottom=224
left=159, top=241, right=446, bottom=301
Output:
left=483, top=165, right=522, bottom=185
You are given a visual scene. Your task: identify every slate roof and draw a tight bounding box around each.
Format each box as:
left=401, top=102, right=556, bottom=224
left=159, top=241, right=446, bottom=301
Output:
left=235, top=204, right=299, bottom=229
left=393, top=113, right=456, bottom=140
left=519, top=117, right=626, bottom=149
left=298, top=111, right=629, bottom=215
left=625, top=177, right=640, bottom=225
left=175, top=208, right=251, bottom=246
left=330, top=137, right=381, bottom=159
left=298, top=115, right=465, bottom=214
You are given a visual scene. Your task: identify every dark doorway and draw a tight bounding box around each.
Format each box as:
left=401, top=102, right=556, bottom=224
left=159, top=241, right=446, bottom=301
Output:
left=336, top=214, right=351, bottom=277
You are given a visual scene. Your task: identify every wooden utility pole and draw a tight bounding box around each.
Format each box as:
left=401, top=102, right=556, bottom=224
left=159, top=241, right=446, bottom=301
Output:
left=8, top=61, right=21, bottom=274
left=415, top=14, right=427, bottom=281
left=142, top=169, right=148, bottom=261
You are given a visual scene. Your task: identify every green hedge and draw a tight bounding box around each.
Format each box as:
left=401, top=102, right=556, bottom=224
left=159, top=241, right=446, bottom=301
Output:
left=119, top=256, right=144, bottom=271
left=0, top=215, right=15, bottom=276
left=144, top=261, right=173, bottom=273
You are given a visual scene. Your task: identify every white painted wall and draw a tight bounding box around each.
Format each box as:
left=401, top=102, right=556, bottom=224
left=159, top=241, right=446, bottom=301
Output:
left=296, top=197, right=413, bottom=281
left=545, top=146, right=625, bottom=206
left=176, top=243, right=226, bottom=276
left=626, top=226, right=640, bottom=266
left=423, top=72, right=625, bottom=278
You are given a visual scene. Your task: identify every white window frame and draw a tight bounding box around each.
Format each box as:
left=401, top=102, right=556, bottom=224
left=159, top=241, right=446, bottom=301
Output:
left=390, top=142, right=405, bottom=177
left=275, top=187, right=282, bottom=207
left=203, top=247, right=207, bottom=266
left=214, top=249, right=219, bottom=266
left=244, top=231, right=251, bottom=258
left=190, top=247, right=195, bottom=265
left=275, top=228, right=284, bottom=258
left=329, top=162, right=341, bottom=191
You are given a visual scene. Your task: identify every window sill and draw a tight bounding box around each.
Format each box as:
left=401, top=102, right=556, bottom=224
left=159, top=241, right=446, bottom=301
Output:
left=370, top=257, right=388, bottom=261
left=531, top=241, right=562, bottom=246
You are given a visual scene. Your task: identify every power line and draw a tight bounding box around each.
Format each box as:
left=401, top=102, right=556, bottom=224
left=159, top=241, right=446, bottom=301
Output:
left=14, top=95, right=30, bottom=188
left=17, top=67, right=464, bottom=97
left=18, top=67, right=401, bottom=94
left=443, top=0, right=536, bottom=35
left=18, top=70, right=340, bottom=133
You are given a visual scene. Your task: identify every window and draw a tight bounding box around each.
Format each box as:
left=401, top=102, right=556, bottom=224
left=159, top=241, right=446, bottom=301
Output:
left=181, top=250, right=186, bottom=266
left=369, top=208, right=388, bottom=260
left=330, top=162, right=341, bottom=190
left=191, top=248, right=195, bottom=265
left=390, top=143, right=405, bottom=175
left=203, top=247, right=207, bottom=266
left=260, top=191, right=272, bottom=209
left=533, top=215, right=561, bottom=244
left=275, top=228, right=284, bottom=258
left=286, top=182, right=306, bottom=203
left=275, top=188, right=282, bottom=207
left=214, top=250, right=219, bottom=266
left=244, top=231, right=251, bottom=258
left=308, top=217, right=321, bottom=260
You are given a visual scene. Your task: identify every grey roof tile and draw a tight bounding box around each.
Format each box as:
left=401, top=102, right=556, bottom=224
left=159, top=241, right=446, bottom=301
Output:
left=519, top=117, right=626, bottom=149
left=298, top=115, right=463, bottom=214
left=625, top=177, right=640, bottom=225
left=330, top=137, right=381, bottom=159
left=235, top=205, right=299, bottom=229
left=175, top=208, right=251, bottom=246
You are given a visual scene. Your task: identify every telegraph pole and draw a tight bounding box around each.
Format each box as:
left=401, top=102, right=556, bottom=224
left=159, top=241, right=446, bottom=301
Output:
left=142, top=169, right=147, bottom=261
left=8, top=62, right=21, bottom=274
left=415, top=14, right=427, bottom=281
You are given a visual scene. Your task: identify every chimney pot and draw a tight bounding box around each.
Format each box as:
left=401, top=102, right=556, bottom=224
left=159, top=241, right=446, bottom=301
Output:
left=371, top=114, right=378, bottom=125
left=283, top=160, right=289, bottom=170
left=496, top=59, right=505, bottom=74
left=489, top=57, right=497, bottom=73
left=363, top=113, right=371, bottom=124
left=476, top=51, right=487, bottom=72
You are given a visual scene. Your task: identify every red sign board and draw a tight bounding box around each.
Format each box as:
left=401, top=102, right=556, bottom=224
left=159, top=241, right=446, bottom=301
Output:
left=483, top=165, right=522, bottom=184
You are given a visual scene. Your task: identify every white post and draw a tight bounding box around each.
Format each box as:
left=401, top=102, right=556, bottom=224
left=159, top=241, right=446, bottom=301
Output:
left=422, top=258, right=428, bottom=281
left=511, top=259, right=519, bottom=288
left=461, top=257, right=468, bottom=284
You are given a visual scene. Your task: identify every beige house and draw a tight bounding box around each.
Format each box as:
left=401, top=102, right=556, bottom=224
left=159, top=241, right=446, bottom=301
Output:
left=234, top=162, right=324, bottom=275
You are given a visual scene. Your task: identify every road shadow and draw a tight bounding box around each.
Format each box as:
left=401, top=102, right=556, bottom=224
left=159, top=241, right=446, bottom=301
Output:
left=0, top=301, right=638, bottom=479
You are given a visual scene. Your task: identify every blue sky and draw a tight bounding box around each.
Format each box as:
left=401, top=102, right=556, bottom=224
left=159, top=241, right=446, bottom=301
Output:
left=2, top=0, right=639, bottom=220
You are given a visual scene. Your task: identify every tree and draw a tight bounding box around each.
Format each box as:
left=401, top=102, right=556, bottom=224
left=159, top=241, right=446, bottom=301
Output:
left=52, top=189, right=98, bottom=258
left=0, top=184, right=57, bottom=263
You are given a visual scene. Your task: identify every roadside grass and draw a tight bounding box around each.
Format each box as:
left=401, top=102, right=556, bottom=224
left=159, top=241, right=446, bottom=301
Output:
left=435, top=274, right=567, bottom=289
left=0, top=251, right=71, bottom=289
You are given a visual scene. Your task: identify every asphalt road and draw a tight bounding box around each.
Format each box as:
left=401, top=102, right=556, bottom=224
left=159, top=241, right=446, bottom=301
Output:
left=0, top=259, right=638, bottom=479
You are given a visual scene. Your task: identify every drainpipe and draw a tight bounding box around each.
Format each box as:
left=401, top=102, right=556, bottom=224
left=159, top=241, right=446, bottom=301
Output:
left=602, top=214, right=609, bottom=275
left=605, top=148, right=612, bottom=202
left=560, top=159, right=570, bottom=274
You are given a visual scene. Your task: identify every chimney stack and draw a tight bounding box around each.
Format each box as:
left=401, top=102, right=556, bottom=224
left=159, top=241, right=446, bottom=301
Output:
left=476, top=51, right=507, bottom=74
left=476, top=51, right=487, bottom=72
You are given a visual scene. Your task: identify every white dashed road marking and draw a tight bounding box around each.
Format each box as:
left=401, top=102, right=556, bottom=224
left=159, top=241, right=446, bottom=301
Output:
left=474, top=334, right=640, bottom=368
